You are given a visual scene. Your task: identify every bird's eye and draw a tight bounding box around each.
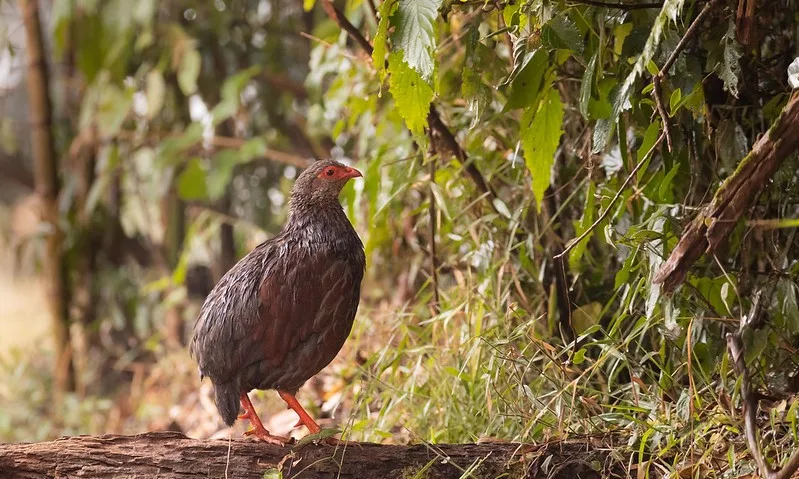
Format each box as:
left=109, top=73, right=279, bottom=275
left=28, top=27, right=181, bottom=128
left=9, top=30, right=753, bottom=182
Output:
left=325, top=168, right=335, bottom=177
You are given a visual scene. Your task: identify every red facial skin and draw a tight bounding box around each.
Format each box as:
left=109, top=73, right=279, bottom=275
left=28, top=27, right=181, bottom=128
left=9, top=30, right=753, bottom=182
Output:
left=317, top=165, right=363, bottom=181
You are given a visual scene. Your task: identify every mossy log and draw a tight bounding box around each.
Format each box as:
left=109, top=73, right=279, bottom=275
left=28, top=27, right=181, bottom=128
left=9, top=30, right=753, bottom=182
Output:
left=0, top=431, right=617, bottom=478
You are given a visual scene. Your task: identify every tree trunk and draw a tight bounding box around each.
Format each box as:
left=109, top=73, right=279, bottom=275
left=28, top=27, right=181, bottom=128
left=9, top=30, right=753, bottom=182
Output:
left=0, top=432, right=613, bottom=479
left=19, top=0, right=75, bottom=394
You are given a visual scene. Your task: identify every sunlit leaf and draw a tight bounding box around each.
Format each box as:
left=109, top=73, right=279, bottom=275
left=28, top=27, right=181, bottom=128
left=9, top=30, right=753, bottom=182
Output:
left=522, top=88, right=564, bottom=210
left=391, top=0, right=442, bottom=81
left=387, top=52, right=434, bottom=136
left=96, top=84, right=134, bottom=136
left=178, top=158, right=208, bottom=200
left=178, top=48, right=201, bottom=95
left=145, top=70, right=165, bottom=119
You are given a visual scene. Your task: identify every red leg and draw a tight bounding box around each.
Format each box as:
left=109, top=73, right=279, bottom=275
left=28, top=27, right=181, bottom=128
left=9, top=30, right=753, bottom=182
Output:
left=277, top=390, right=322, bottom=434
left=238, top=392, right=290, bottom=445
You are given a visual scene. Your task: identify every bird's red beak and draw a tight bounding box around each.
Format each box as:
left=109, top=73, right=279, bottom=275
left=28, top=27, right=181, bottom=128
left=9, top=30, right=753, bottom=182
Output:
left=343, top=167, right=363, bottom=179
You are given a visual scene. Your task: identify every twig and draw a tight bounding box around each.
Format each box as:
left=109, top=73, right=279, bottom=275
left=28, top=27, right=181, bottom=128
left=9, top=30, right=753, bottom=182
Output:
left=428, top=157, right=441, bottom=313
left=554, top=131, right=666, bottom=259
left=726, top=292, right=799, bottom=479
left=651, top=0, right=721, bottom=152
left=320, top=0, right=374, bottom=55
left=115, top=130, right=312, bottom=168
left=567, top=0, right=664, bottom=9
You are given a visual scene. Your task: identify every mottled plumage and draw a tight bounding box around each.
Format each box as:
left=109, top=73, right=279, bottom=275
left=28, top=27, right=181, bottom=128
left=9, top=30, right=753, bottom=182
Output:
left=189, top=160, right=365, bottom=441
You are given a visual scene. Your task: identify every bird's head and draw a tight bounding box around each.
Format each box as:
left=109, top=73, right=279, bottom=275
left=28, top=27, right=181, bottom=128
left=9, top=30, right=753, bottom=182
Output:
left=290, top=159, right=362, bottom=205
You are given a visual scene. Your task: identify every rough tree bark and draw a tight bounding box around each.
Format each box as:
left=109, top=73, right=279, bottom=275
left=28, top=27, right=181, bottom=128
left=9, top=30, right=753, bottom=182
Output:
left=653, top=90, right=799, bottom=291
left=19, top=0, right=75, bottom=394
left=0, top=432, right=615, bottom=479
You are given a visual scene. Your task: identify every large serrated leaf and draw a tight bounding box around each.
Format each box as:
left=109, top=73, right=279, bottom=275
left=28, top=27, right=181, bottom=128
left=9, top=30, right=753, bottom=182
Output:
left=522, top=88, right=564, bottom=210
left=391, top=0, right=442, bottom=81
left=543, top=14, right=584, bottom=55
left=387, top=52, right=434, bottom=136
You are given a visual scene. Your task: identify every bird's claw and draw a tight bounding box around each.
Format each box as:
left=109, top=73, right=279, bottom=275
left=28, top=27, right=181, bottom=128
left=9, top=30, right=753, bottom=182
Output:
left=243, top=427, right=292, bottom=446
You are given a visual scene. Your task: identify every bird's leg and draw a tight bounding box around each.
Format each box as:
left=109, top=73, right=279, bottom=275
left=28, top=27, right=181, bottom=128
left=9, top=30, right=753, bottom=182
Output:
left=238, top=392, right=290, bottom=446
left=277, top=390, right=322, bottom=434
left=277, top=391, right=353, bottom=446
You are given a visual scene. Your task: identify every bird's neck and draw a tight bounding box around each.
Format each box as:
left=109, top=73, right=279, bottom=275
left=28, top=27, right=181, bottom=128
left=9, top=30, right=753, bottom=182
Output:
left=284, top=198, right=354, bottom=241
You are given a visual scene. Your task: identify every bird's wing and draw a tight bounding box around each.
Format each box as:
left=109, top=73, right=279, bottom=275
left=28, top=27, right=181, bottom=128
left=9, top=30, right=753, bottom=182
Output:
left=189, top=241, right=272, bottom=380
left=253, top=246, right=360, bottom=367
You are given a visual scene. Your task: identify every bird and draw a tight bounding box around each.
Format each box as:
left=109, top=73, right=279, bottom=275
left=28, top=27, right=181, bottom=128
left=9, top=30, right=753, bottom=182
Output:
left=189, top=159, right=365, bottom=445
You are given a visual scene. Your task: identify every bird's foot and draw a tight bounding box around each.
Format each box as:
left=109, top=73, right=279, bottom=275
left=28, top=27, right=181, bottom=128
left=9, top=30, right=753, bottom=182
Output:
left=243, top=425, right=292, bottom=446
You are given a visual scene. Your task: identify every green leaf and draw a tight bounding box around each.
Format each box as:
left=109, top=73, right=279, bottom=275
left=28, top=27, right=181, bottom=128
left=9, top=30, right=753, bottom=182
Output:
left=461, top=68, right=490, bottom=129
left=387, top=52, right=434, bottom=136
left=145, top=70, right=165, bottom=119
left=522, top=88, right=564, bottom=210
left=303, top=0, right=316, bottom=12
left=178, top=48, right=201, bottom=95
left=579, top=52, right=597, bottom=118
left=593, top=0, right=686, bottom=153
left=668, top=87, right=682, bottom=115
left=240, top=137, right=267, bottom=161
left=571, top=348, right=587, bottom=365
left=373, top=0, right=398, bottom=81
left=636, top=120, right=661, bottom=181
left=294, top=428, right=342, bottom=447
left=222, top=66, right=261, bottom=103
left=569, top=180, right=596, bottom=271
left=211, top=66, right=261, bottom=123
left=505, top=48, right=548, bottom=110
left=206, top=150, right=240, bottom=201
left=391, top=0, right=442, bottom=81
left=96, top=84, right=134, bottom=136
left=178, top=158, right=208, bottom=200
left=543, top=14, right=584, bottom=55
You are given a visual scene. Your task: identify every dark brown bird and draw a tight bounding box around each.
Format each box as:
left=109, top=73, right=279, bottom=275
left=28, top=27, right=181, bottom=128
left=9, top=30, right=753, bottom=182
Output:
left=190, top=160, right=365, bottom=445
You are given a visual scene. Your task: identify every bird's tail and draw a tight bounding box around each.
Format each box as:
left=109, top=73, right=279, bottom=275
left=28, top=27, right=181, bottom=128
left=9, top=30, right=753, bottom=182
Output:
left=213, top=381, right=240, bottom=426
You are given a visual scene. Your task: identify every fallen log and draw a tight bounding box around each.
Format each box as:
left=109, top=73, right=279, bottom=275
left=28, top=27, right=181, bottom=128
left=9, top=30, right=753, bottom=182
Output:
left=0, top=431, right=615, bottom=478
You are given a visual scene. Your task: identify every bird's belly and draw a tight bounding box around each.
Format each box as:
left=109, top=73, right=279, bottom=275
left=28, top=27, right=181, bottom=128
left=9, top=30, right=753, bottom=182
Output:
left=246, top=312, right=356, bottom=393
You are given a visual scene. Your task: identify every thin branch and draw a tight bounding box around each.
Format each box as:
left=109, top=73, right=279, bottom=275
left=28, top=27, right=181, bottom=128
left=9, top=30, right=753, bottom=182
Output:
left=554, top=131, right=666, bottom=259
left=428, top=157, right=441, bottom=313
left=320, top=0, right=374, bottom=55
left=651, top=0, right=721, bottom=152
left=115, top=130, right=313, bottom=168
left=567, top=0, right=664, bottom=9
left=727, top=292, right=799, bottom=479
